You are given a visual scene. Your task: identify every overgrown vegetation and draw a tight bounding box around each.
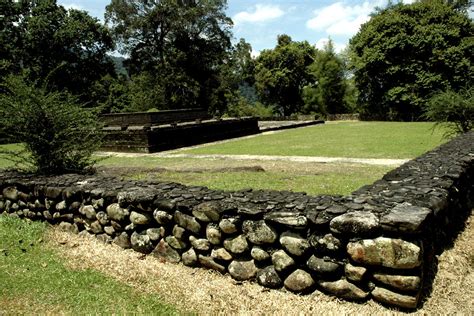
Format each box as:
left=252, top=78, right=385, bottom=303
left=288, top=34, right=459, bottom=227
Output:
left=425, top=87, right=474, bottom=137
left=0, top=215, right=177, bottom=314
left=0, top=76, right=103, bottom=174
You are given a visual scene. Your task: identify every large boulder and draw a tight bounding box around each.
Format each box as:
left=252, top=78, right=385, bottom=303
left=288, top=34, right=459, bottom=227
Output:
left=347, top=237, right=422, bottom=269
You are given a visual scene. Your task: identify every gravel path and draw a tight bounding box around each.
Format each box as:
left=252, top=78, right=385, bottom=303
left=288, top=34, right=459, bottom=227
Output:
left=100, top=151, right=409, bottom=166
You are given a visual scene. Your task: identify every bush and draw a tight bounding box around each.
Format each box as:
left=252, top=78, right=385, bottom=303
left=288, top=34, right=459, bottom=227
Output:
left=0, top=75, right=103, bottom=174
left=424, top=87, right=473, bottom=137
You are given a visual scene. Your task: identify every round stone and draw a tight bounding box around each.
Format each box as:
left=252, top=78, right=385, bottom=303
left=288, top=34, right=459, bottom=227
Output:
left=279, top=231, right=310, bottom=256
left=251, top=246, right=270, bottom=261
left=242, top=220, right=277, bottom=245
left=223, top=235, right=249, bottom=254
left=228, top=260, right=258, bottom=281
left=130, top=211, right=152, bottom=225
left=271, top=250, right=295, bottom=272
left=130, top=231, right=154, bottom=254
left=106, top=203, right=129, bottom=221
left=257, top=266, right=282, bottom=289
left=284, top=269, right=314, bottom=292
left=206, top=224, right=222, bottom=245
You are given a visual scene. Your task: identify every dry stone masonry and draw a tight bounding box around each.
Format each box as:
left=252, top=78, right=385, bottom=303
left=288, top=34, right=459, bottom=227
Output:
left=1, top=131, right=473, bottom=310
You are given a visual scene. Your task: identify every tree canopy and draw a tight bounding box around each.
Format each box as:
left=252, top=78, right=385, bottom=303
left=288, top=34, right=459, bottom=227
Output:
left=0, top=0, right=115, bottom=105
left=349, top=1, right=473, bottom=121
left=255, top=35, right=317, bottom=116
left=105, top=0, right=233, bottom=113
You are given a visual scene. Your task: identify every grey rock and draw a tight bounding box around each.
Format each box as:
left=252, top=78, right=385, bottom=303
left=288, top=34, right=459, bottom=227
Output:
left=206, top=224, right=222, bottom=245
left=131, top=231, right=154, bottom=253
left=345, top=263, right=367, bottom=282
left=211, top=248, right=233, bottom=261
left=182, top=248, right=198, bottom=266
left=309, top=233, right=342, bottom=254
left=106, top=203, right=129, bottom=221
left=190, top=236, right=211, bottom=251
left=318, top=279, right=369, bottom=300
left=198, top=255, right=226, bottom=273
left=174, top=211, right=201, bottom=234
left=271, top=250, right=295, bottom=272
left=307, top=256, right=341, bottom=276
left=242, top=220, right=277, bottom=245
left=372, top=287, right=418, bottom=309
left=165, top=236, right=187, bottom=250
left=55, top=200, right=67, bottom=212
left=151, top=240, right=181, bottom=263
left=264, top=211, right=308, bottom=228
left=3, top=187, right=18, bottom=201
left=219, top=217, right=240, bottom=234
left=347, top=237, right=422, bottom=269
left=330, top=211, right=379, bottom=236
left=192, top=202, right=221, bottom=222
left=89, top=220, right=103, bottom=234
left=280, top=231, right=310, bottom=256
left=373, top=273, right=421, bottom=292
left=228, top=260, right=258, bottom=281
left=224, top=235, right=249, bottom=254
left=146, top=227, right=164, bottom=241
left=251, top=246, right=270, bottom=261
left=257, top=266, right=282, bottom=289
left=284, top=269, right=314, bottom=292
left=130, top=211, right=152, bottom=225
left=125, top=223, right=136, bottom=231
left=104, top=226, right=115, bottom=236
left=381, top=203, right=432, bottom=234
left=96, top=211, right=109, bottom=225
left=117, top=188, right=155, bottom=206
left=172, top=225, right=186, bottom=239
left=96, top=234, right=112, bottom=244
left=81, top=205, right=97, bottom=220
left=58, top=222, right=79, bottom=234
left=153, top=210, right=173, bottom=225
left=92, top=198, right=104, bottom=210
left=114, top=232, right=131, bottom=249
left=111, top=220, right=123, bottom=232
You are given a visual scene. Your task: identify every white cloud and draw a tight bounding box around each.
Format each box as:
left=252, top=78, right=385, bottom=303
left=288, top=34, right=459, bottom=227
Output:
left=233, top=4, right=284, bottom=25
left=306, top=1, right=385, bottom=37
left=315, top=38, right=347, bottom=53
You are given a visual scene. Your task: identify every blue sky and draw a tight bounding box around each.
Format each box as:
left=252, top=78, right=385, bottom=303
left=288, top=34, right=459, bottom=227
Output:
left=57, top=0, right=417, bottom=55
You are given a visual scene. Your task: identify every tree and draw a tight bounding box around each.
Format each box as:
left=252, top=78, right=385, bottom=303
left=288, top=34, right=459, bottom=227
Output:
left=0, top=0, right=116, bottom=105
left=303, top=40, right=347, bottom=115
left=349, top=1, right=473, bottom=121
left=255, top=35, right=316, bottom=116
left=0, top=75, right=103, bottom=174
left=105, top=0, right=232, bottom=113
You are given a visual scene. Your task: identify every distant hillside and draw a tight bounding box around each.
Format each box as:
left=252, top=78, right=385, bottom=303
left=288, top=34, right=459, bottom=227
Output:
left=109, top=55, right=128, bottom=76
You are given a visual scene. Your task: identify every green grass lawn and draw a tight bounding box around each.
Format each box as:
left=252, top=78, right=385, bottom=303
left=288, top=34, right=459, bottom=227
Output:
left=181, top=121, right=447, bottom=159
left=0, top=215, right=178, bottom=315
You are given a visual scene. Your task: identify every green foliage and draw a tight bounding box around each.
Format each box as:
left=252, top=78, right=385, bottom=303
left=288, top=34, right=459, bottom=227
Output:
left=303, top=40, right=347, bottom=115
left=0, top=76, right=103, bottom=174
left=0, top=0, right=116, bottom=105
left=424, top=86, right=474, bottom=136
left=255, top=35, right=317, bottom=116
left=226, top=97, right=273, bottom=118
left=349, top=1, right=473, bottom=121
left=106, top=0, right=232, bottom=113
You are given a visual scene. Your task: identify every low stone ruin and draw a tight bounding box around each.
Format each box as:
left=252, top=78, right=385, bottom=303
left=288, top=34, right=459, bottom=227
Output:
left=0, top=131, right=472, bottom=309
left=101, top=109, right=260, bottom=153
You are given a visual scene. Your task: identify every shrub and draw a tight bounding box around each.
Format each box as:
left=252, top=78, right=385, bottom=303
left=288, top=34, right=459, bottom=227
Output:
left=424, top=87, right=473, bottom=137
left=0, top=75, right=103, bottom=174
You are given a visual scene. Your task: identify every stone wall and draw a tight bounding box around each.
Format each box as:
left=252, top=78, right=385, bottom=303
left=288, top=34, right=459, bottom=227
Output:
left=101, top=117, right=260, bottom=153
left=1, top=131, right=473, bottom=310
left=101, top=109, right=212, bottom=127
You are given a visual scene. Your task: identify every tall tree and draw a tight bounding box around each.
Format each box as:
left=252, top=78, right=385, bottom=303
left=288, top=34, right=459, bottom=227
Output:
left=255, top=35, right=316, bottom=116
left=0, top=0, right=115, bottom=105
left=303, top=40, right=347, bottom=115
left=105, top=0, right=232, bottom=112
left=349, top=1, right=473, bottom=121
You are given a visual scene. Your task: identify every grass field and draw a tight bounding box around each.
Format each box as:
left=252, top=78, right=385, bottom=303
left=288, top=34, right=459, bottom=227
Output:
left=0, top=215, right=177, bottom=315
left=180, top=121, right=447, bottom=159
left=0, top=122, right=447, bottom=195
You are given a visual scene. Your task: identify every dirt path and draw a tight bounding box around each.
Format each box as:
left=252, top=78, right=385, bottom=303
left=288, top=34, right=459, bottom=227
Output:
left=101, top=152, right=409, bottom=166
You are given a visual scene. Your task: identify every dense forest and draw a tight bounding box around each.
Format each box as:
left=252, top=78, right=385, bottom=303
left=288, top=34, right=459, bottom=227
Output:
left=1, top=0, right=473, bottom=121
